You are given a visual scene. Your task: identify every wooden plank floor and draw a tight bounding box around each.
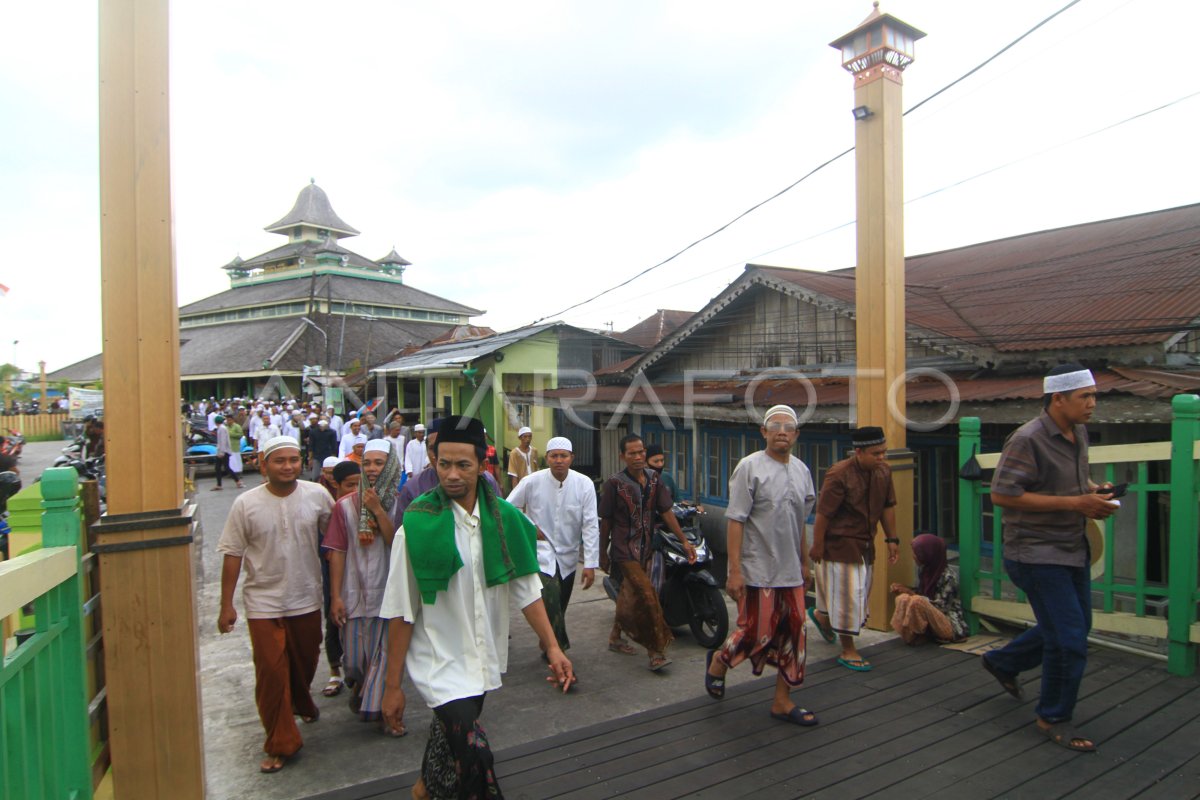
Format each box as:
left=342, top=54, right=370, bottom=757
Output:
left=304, top=639, right=1200, bottom=800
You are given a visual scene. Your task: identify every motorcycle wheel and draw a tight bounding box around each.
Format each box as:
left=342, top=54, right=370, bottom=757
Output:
left=687, top=582, right=729, bottom=649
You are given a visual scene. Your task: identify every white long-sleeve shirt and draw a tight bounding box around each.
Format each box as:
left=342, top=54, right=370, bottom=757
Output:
left=506, top=468, right=600, bottom=578
left=404, top=438, right=429, bottom=475
left=379, top=499, right=542, bottom=708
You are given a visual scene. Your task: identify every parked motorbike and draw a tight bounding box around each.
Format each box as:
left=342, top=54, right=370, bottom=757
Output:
left=52, top=436, right=86, bottom=467
left=63, top=455, right=107, bottom=504
left=0, top=428, right=25, bottom=458
left=603, top=502, right=730, bottom=648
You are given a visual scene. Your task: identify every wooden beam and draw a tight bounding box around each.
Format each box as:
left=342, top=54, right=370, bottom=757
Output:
left=98, top=1, right=205, bottom=796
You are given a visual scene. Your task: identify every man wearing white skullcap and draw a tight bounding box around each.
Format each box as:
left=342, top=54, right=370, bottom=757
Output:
left=983, top=363, right=1118, bottom=753
left=506, top=425, right=538, bottom=491
left=403, top=423, right=429, bottom=478
left=706, top=404, right=818, bottom=724
left=217, top=434, right=334, bottom=773
left=325, top=437, right=404, bottom=733
left=507, top=435, right=600, bottom=652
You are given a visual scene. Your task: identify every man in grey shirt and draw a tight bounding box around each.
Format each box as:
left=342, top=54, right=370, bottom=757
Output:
left=984, top=363, right=1119, bottom=753
left=704, top=404, right=818, bottom=727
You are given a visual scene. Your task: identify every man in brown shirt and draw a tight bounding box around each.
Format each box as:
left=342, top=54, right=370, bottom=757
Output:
left=507, top=425, right=539, bottom=491
left=982, top=364, right=1118, bottom=753
left=808, top=426, right=898, bottom=671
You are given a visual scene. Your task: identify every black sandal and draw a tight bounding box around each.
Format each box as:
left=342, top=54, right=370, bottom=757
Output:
left=704, top=650, right=725, bottom=700
left=982, top=654, right=1024, bottom=700
left=1040, top=721, right=1097, bottom=752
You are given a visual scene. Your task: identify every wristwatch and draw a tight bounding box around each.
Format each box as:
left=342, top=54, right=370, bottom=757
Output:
left=884, top=537, right=900, bottom=544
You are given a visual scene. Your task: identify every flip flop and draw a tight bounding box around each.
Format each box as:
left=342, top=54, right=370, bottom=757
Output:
left=299, top=709, right=319, bottom=724
left=704, top=650, right=725, bottom=700
left=770, top=707, right=819, bottom=727
left=836, top=656, right=873, bottom=672
left=648, top=654, right=672, bottom=672
left=321, top=677, right=343, bottom=697
left=808, top=607, right=836, bottom=644
left=1040, top=722, right=1097, bottom=752
left=260, top=755, right=287, bottom=774
left=981, top=655, right=1024, bottom=700
left=382, top=724, right=407, bottom=738
left=608, top=640, right=637, bottom=656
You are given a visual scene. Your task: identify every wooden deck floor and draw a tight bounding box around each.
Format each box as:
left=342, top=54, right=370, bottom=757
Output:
left=307, top=639, right=1200, bottom=800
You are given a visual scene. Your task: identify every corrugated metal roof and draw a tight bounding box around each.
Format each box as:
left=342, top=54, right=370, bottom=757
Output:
left=760, top=203, right=1200, bottom=353
left=615, top=309, right=695, bottom=348
left=531, top=369, right=1200, bottom=408
left=372, top=323, right=560, bottom=372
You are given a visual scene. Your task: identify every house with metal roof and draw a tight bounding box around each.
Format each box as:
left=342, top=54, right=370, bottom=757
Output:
left=50, top=181, right=481, bottom=400
left=518, top=202, right=1200, bottom=575
left=371, top=322, right=640, bottom=482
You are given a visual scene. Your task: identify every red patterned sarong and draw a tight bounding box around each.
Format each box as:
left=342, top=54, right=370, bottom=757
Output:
left=717, top=585, right=807, bottom=687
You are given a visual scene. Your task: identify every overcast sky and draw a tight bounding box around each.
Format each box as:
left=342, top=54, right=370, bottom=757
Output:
left=3, top=0, right=1198, bottom=372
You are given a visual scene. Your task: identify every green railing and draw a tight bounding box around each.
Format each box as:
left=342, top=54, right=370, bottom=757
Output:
left=958, top=394, right=1200, bottom=677
left=0, top=468, right=93, bottom=800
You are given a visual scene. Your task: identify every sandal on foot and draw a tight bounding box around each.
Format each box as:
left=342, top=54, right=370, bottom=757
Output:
left=808, top=607, right=836, bottom=644
left=300, top=709, right=319, bottom=724
left=382, top=724, right=407, bottom=738
left=649, top=654, right=672, bottom=672
left=704, top=650, right=725, bottom=700
left=260, top=755, right=287, bottom=774
left=770, top=707, right=819, bottom=727
left=981, top=654, right=1024, bottom=700
left=322, top=677, right=343, bottom=697
left=836, top=656, right=873, bottom=672
left=1040, top=722, right=1096, bottom=752
left=608, top=639, right=637, bottom=656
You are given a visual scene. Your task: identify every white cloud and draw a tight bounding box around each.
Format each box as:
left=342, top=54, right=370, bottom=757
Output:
left=2, top=0, right=1197, bottom=371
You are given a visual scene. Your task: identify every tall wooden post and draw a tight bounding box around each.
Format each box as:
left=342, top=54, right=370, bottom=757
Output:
left=96, top=0, right=206, bottom=796
left=831, top=4, right=925, bottom=629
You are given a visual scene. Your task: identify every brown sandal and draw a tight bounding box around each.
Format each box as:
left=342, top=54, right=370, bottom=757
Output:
left=608, top=639, right=636, bottom=656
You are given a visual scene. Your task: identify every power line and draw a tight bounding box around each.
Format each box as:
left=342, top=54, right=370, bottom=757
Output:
left=528, top=0, right=1092, bottom=327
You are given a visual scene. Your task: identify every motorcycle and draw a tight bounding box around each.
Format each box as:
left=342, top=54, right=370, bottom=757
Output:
left=0, top=428, right=25, bottom=458
left=604, top=502, right=730, bottom=649
left=63, top=455, right=107, bottom=505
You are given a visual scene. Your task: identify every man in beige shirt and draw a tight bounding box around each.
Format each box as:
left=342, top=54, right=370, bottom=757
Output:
left=506, top=425, right=539, bottom=491
left=217, top=435, right=334, bottom=774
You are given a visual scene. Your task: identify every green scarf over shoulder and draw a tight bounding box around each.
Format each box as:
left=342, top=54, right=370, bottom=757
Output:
left=402, top=478, right=539, bottom=604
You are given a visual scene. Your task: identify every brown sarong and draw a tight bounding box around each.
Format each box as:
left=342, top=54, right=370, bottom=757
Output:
left=247, top=610, right=322, bottom=757
left=614, top=560, right=672, bottom=654
left=890, top=593, right=954, bottom=644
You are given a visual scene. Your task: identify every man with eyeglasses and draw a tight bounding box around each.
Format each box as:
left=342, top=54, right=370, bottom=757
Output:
left=807, top=426, right=899, bottom=672
left=704, top=405, right=819, bottom=726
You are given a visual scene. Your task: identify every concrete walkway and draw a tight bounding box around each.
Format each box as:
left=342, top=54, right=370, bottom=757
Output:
left=194, top=471, right=894, bottom=800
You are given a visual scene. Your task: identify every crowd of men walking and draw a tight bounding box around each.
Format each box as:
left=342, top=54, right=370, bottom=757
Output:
left=208, top=362, right=1118, bottom=798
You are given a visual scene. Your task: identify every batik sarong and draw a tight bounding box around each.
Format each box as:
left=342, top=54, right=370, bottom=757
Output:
left=890, top=593, right=954, bottom=644
left=421, top=695, right=502, bottom=800
left=614, top=560, right=673, bottom=654
left=717, top=585, right=807, bottom=686
left=814, top=559, right=873, bottom=635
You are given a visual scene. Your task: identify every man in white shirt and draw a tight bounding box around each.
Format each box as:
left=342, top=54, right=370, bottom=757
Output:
left=384, top=419, right=407, bottom=463
left=328, top=405, right=344, bottom=442
left=338, top=419, right=363, bottom=458
left=380, top=415, right=573, bottom=800
left=403, top=423, right=428, bottom=478
left=217, top=436, right=335, bottom=774
left=341, top=410, right=359, bottom=440
left=507, top=436, right=599, bottom=651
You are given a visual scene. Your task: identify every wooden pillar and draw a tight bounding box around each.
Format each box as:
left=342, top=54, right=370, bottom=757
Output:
left=97, top=0, right=206, bottom=797
left=831, top=6, right=925, bottom=629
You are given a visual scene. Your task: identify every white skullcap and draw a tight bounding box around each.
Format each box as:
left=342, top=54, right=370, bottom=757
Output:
left=261, top=435, right=301, bottom=459
left=546, top=436, right=572, bottom=453
left=413, top=423, right=426, bottom=432
left=322, top=456, right=340, bottom=468
left=317, top=418, right=329, bottom=427
left=364, top=440, right=391, bottom=455
left=763, top=404, right=798, bottom=424
left=1044, top=369, right=1095, bottom=394
left=518, top=426, right=532, bottom=437
left=352, top=434, right=369, bottom=446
